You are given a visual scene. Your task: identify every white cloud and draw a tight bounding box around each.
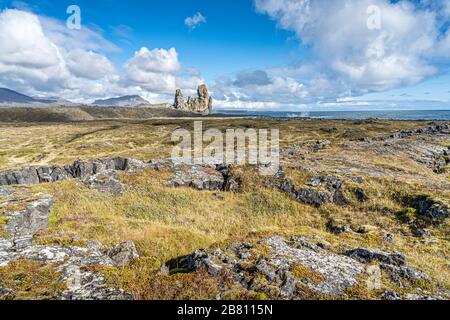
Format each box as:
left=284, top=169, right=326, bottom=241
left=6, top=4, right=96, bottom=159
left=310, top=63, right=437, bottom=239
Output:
left=126, top=47, right=180, bottom=74
left=0, top=9, right=204, bottom=103
left=0, top=9, right=62, bottom=68
left=207, top=0, right=450, bottom=109
left=124, top=47, right=183, bottom=93
left=184, top=12, right=207, bottom=30
left=65, top=49, right=117, bottom=80
left=0, top=9, right=70, bottom=92
left=254, top=0, right=445, bottom=95
left=40, top=16, right=119, bottom=53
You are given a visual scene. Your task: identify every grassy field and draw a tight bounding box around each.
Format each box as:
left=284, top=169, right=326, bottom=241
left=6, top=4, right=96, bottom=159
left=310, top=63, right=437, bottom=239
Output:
left=0, top=118, right=449, bottom=299
left=0, top=118, right=432, bottom=170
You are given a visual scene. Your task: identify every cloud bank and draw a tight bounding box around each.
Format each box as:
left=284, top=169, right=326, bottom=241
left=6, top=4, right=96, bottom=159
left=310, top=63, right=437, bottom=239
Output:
left=1, top=1, right=450, bottom=110
left=214, top=0, right=450, bottom=109
left=0, top=9, right=203, bottom=103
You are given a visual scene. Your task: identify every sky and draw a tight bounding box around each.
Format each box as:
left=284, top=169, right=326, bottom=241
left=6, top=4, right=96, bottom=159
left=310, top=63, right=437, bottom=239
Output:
left=0, top=0, right=450, bottom=110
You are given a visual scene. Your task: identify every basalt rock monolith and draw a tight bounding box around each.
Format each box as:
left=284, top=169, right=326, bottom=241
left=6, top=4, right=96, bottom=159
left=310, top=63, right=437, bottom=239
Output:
left=174, top=84, right=212, bottom=114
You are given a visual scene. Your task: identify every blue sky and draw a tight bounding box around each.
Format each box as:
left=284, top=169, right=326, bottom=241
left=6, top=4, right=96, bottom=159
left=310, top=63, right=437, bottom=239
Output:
left=14, top=0, right=298, bottom=78
left=0, top=0, right=450, bottom=110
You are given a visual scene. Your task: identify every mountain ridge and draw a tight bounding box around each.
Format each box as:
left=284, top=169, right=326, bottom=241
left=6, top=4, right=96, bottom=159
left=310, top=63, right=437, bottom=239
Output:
left=0, top=88, right=151, bottom=107
left=92, top=95, right=149, bottom=107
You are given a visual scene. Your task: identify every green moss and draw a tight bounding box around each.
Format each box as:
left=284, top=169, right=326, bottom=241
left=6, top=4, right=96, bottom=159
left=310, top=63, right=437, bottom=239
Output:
left=0, top=259, right=66, bottom=300
left=399, top=207, right=418, bottom=223
left=291, top=264, right=325, bottom=286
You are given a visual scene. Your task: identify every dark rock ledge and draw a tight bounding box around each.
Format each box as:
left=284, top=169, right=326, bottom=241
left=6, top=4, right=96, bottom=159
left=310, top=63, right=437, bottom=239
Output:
left=0, top=158, right=242, bottom=193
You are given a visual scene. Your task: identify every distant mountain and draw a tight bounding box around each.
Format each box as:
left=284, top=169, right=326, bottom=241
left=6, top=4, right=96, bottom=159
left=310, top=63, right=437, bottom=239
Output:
left=0, top=88, right=149, bottom=108
left=0, top=88, right=64, bottom=105
left=92, top=95, right=149, bottom=107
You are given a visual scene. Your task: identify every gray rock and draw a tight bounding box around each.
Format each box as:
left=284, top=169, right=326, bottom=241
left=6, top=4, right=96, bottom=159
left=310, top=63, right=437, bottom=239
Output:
left=170, top=165, right=225, bottom=191
left=275, top=174, right=349, bottom=207
left=346, top=248, right=430, bottom=286
left=173, top=84, right=212, bottom=115
left=184, top=250, right=224, bottom=276
left=12, top=236, right=33, bottom=250
left=0, top=240, right=134, bottom=299
left=255, top=259, right=277, bottom=282
left=381, top=291, right=403, bottom=300
left=0, top=157, right=173, bottom=188
left=0, top=239, right=13, bottom=252
left=411, top=228, right=431, bottom=238
left=0, top=188, right=134, bottom=300
left=0, top=287, right=12, bottom=298
left=327, top=219, right=351, bottom=235
left=174, top=89, right=187, bottom=110
left=107, top=241, right=139, bottom=267
left=384, top=124, right=450, bottom=140
left=405, top=294, right=443, bottom=301
left=60, top=272, right=133, bottom=300
left=418, top=200, right=449, bottom=224
left=0, top=167, right=40, bottom=186
left=346, top=248, right=407, bottom=266
left=36, top=166, right=72, bottom=183
left=295, top=188, right=333, bottom=207
left=3, top=194, right=53, bottom=239
left=309, top=140, right=330, bottom=153
left=0, top=186, right=15, bottom=196
left=280, top=272, right=297, bottom=300
left=84, top=171, right=124, bottom=195
left=179, top=236, right=366, bottom=298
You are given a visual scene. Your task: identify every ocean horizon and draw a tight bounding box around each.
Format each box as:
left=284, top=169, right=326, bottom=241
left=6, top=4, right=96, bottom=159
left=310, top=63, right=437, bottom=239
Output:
left=213, top=109, right=450, bottom=121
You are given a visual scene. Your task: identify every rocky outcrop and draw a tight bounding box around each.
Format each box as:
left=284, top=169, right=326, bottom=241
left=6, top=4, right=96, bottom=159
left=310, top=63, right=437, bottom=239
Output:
left=273, top=171, right=349, bottom=207
left=168, top=236, right=437, bottom=300
left=3, top=194, right=53, bottom=242
left=107, top=241, right=139, bottom=267
left=346, top=248, right=430, bottom=288
left=169, top=164, right=240, bottom=192
left=327, top=219, right=351, bottom=235
left=174, top=89, right=187, bottom=110
left=0, top=187, right=137, bottom=300
left=0, top=239, right=135, bottom=300
left=350, top=123, right=450, bottom=174
left=84, top=171, right=124, bottom=195
left=174, top=236, right=366, bottom=299
left=417, top=198, right=449, bottom=225
left=0, top=158, right=242, bottom=195
left=384, top=123, right=450, bottom=140
left=0, top=157, right=151, bottom=187
left=170, top=164, right=225, bottom=191
left=174, top=84, right=212, bottom=115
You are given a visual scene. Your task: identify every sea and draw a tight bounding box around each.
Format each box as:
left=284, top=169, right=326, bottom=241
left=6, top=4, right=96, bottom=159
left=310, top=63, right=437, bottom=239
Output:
left=214, top=110, right=450, bottom=121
